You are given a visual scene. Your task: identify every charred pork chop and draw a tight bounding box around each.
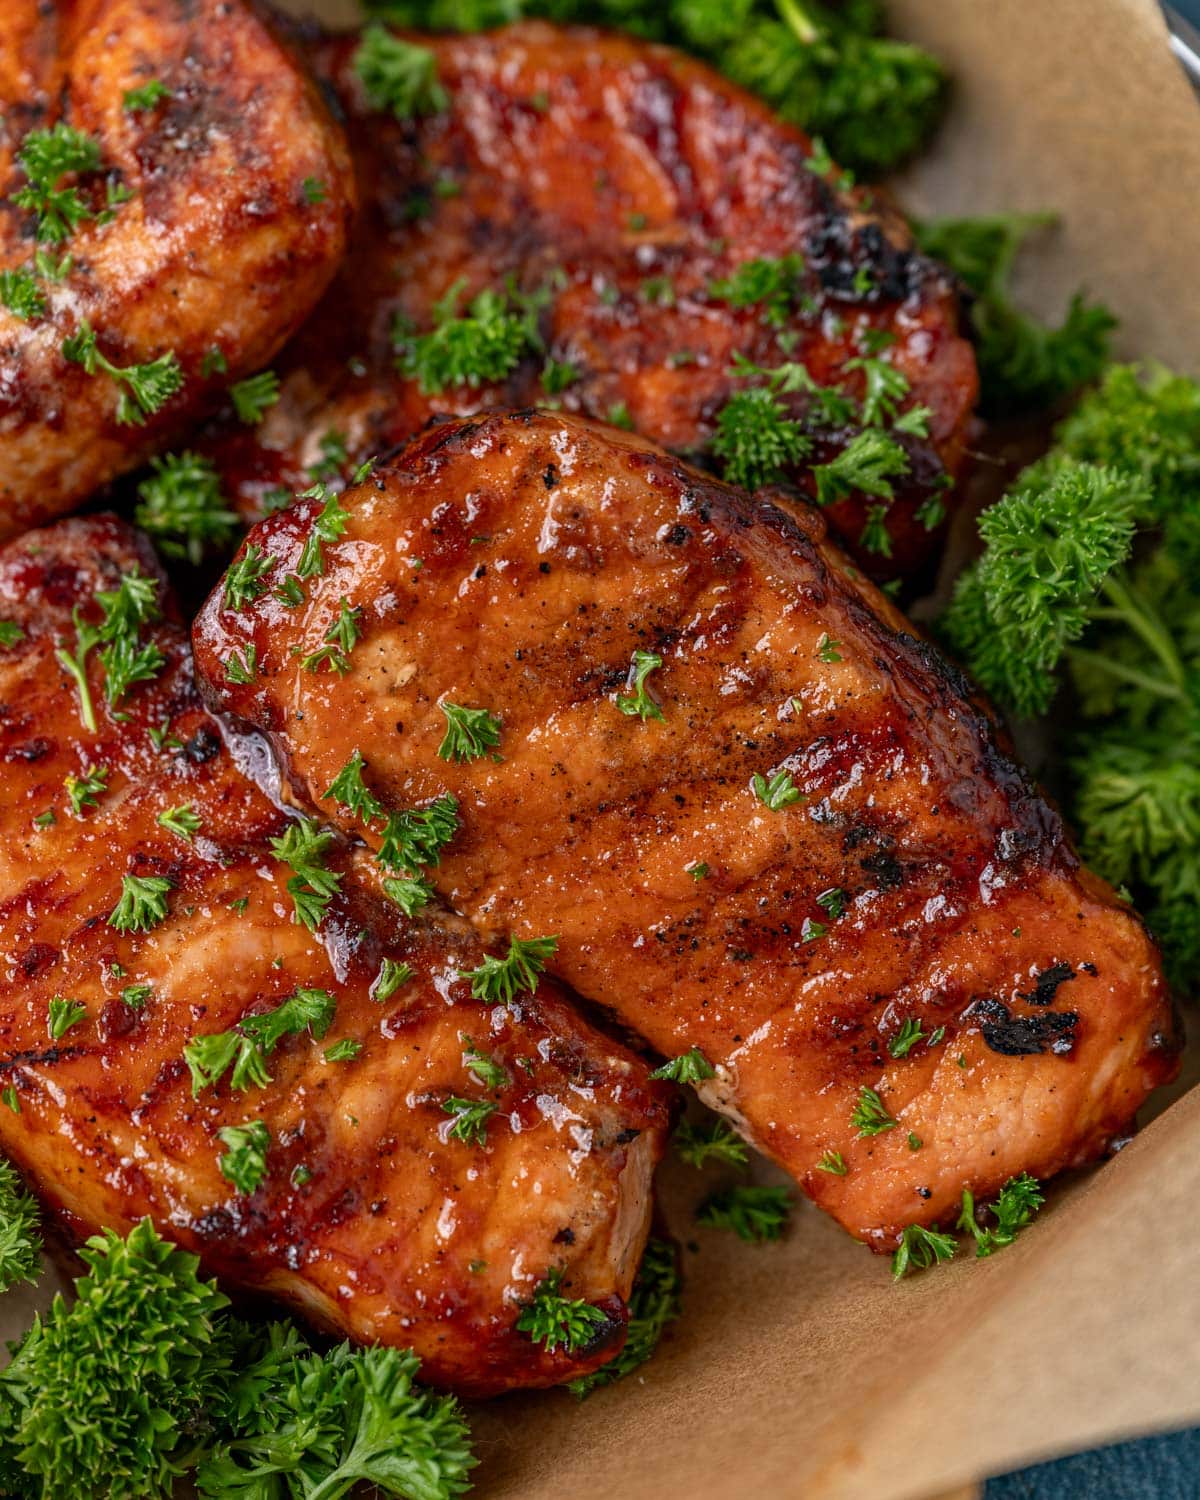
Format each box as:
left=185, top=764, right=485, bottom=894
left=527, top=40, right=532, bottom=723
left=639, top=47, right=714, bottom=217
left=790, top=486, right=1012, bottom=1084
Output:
left=0, top=513, right=669, bottom=1395
left=207, top=20, right=977, bottom=576
left=195, top=411, right=1178, bottom=1250
left=0, top=0, right=354, bottom=539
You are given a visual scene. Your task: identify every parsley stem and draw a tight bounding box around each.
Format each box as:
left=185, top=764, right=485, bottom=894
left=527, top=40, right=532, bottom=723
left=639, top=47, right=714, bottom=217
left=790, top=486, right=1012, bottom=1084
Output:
left=1065, top=647, right=1182, bottom=703
left=777, top=0, right=820, bottom=46
left=55, top=645, right=97, bottom=732
left=1098, top=573, right=1187, bottom=691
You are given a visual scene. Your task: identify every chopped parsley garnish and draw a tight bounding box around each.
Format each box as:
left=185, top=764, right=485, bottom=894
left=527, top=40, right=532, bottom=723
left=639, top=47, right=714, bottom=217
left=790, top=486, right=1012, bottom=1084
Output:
left=0, top=1158, right=41, bottom=1292
left=841, top=354, right=911, bottom=427
left=100, top=633, right=166, bottom=708
left=201, top=345, right=227, bottom=378
left=800, top=916, right=827, bottom=943
left=223, top=544, right=275, bottom=611
left=354, top=25, right=448, bottom=120
left=615, top=648, right=665, bottom=721
left=674, top=1116, right=748, bottom=1169
left=185, top=986, right=335, bottom=1097
left=307, top=429, right=349, bottom=483
left=47, top=996, right=87, bottom=1040
left=225, top=645, right=257, bottom=684
left=217, top=1120, right=271, bottom=1194
left=12, top=123, right=102, bottom=242
left=816, top=1150, right=848, bottom=1176
left=437, top=701, right=502, bottom=762
left=696, top=1184, right=792, bottom=1243
left=811, top=429, right=909, bottom=509
left=688, top=861, right=710, bottom=881
left=65, top=764, right=108, bottom=816
left=397, top=278, right=542, bottom=395
left=711, top=387, right=809, bottom=491
left=0, top=268, right=45, bottom=321
left=566, top=1236, right=680, bottom=1398
left=441, top=1095, right=497, bottom=1145
left=907, top=1132, right=923, bottom=1151
left=134, top=451, right=238, bottom=563
left=958, top=1173, right=1045, bottom=1257
left=274, top=576, right=306, bottom=608
left=324, top=1039, right=363, bottom=1064
left=859, top=503, right=893, bottom=558
left=516, top=1268, right=608, bottom=1354
left=296, top=485, right=351, bottom=578
left=460, top=934, right=558, bottom=1006
left=540, top=356, right=578, bottom=395
left=460, top=1037, right=508, bottom=1091
left=850, top=1084, right=896, bottom=1137
left=1, top=1087, right=19, bottom=1113
left=301, top=597, right=362, bottom=676
left=708, top=254, right=803, bottom=326
left=891, top=1223, right=957, bottom=1281
left=372, top=957, right=414, bottom=1002
left=382, top=874, right=435, bottom=915
left=817, top=634, right=843, bottom=663
left=109, top=873, right=172, bottom=933
left=751, top=767, right=803, bottom=811
left=121, top=984, right=152, bottom=1008
left=123, top=79, right=172, bottom=112
left=888, top=1018, right=928, bottom=1059
left=302, top=176, right=327, bottom=205
left=229, top=370, right=280, bottom=425
left=323, top=750, right=384, bottom=828
left=648, top=1046, right=715, bottom=1085
left=62, top=320, right=183, bottom=425
left=157, top=804, right=202, bottom=842
left=816, top=886, right=847, bottom=919
left=269, top=816, right=342, bottom=931
left=0, top=620, right=24, bottom=648
left=55, top=607, right=102, bottom=731
left=377, top=794, right=460, bottom=872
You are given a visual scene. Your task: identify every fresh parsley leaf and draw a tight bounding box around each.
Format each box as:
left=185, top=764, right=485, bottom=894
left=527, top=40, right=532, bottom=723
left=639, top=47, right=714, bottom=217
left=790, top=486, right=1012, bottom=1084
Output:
left=850, top=1084, right=895, bottom=1137
left=674, top=1116, right=748, bottom=1169
left=459, top=934, right=558, bottom=1006
left=355, top=25, right=448, bottom=119
left=441, top=1095, right=497, bottom=1144
left=0, top=620, right=24, bottom=648
left=711, top=386, right=810, bottom=490
left=269, top=816, right=342, bottom=931
left=696, top=1184, right=791, bottom=1243
left=382, top=874, right=436, bottom=915
left=752, top=767, right=802, bottom=810
left=134, top=451, right=238, bottom=563
left=811, top=429, right=909, bottom=508
left=958, top=1173, right=1045, bottom=1257
left=121, top=984, right=152, bottom=1008
left=223, top=545, right=274, bottom=611
left=708, top=254, right=803, bottom=325
left=324, top=1038, right=363, bottom=1064
left=397, top=278, right=542, bottom=394
left=460, top=1037, right=509, bottom=1091
left=437, top=701, right=502, bottom=762
left=157, top=804, right=202, bottom=842
left=123, top=79, right=172, bottom=111
left=648, top=1046, right=715, bottom=1084
left=323, top=750, right=385, bottom=828
left=62, top=319, right=183, bottom=424
left=47, top=995, right=86, bottom=1040
left=217, top=1120, right=271, bottom=1194
left=915, top=212, right=1115, bottom=417
left=0, top=268, right=45, bottom=321
left=891, top=1222, right=957, bottom=1280
left=296, top=484, right=351, bottom=578
left=229, top=370, right=280, bottom=425
left=65, top=764, right=108, bottom=816
left=0, top=1158, right=41, bottom=1292
left=567, top=1237, right=680, bottom=1398
left=12, top=122, right=102, bottom=242
left=816, top=885, right=846, bottom=918
left=816, top=1149, right=848, bottom=1175
left=109, top=873, right=172, bottom=933
left=377, top=794, right=460, bottom=873
left=616, top=648, right=665, bottom=721
left=887, top=1017, right=928, bottom=1059
left=224, top=645, right=257, bottom=684
left=516, top=1267, right=609, bottom=1353
left=372, top=958, right=415, bottom=1002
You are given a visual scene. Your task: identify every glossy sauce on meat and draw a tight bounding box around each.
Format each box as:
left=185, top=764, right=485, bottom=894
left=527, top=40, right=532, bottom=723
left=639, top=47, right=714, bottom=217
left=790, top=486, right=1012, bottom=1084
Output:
left=207, top=21, right=977, bottom=576
left=0, top=0, right=354, bottom=538
left=195, top=412, right=1178, bottom=1248
left=0, top=513, right=669, bottom=1394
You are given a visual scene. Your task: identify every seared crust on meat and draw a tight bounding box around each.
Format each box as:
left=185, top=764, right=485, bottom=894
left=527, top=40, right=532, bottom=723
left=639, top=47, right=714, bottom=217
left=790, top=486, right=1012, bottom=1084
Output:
left=0, top=0, right=354, bottom=538
left=0, top=513, right=669, bottom=1394
left=208, top=20, right=977, bottom=576
left=195, top=411, right=1178, bottom=1248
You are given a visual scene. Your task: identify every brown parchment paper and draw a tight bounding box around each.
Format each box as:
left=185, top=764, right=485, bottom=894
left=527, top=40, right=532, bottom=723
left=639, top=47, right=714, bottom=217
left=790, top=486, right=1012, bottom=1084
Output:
left=4, top=3, right=1196, bottom=1498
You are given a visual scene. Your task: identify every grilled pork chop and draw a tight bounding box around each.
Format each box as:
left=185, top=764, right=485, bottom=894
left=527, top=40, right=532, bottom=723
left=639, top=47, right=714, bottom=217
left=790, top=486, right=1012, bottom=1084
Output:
left=0, top=513, right=669, bottom=1395
left=207, top=20, right=977, bottom=576
left=0, top=0, right=354, bottom=540
left=195, top=411, right=1179, bottom=1249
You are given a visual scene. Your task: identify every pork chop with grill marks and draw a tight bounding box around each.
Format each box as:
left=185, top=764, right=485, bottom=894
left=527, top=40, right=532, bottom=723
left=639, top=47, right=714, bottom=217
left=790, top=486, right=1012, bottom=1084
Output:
left=0, top=512, right=669, bottom=1395
left=0, top=0, right=354, bottom=539
left=205, top=20, right=977, bottom=577
left=194, top=411, right=1179, bottom=1250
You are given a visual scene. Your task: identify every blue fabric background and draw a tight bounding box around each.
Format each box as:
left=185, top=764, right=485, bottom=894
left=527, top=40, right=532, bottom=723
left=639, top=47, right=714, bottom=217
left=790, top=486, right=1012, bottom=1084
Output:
left=985, top=1427, right=1200, bottom=1498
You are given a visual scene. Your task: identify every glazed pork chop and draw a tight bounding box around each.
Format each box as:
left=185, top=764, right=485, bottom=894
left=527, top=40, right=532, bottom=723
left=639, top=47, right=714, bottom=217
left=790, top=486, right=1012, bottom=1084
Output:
left=0, top=513, right=669, bottom=1395
left=195, top=411, right=1178, bottom=1249
left=0, top=0, right=354, bottom=539
left=207, top=20, right=977, bottom=576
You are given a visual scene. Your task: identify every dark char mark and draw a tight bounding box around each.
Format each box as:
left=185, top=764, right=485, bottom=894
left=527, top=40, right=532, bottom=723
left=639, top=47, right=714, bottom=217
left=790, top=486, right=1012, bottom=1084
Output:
left=1020, top=961, right=1076, bottom=1007
left=965, top=997, right=1079, bottom=1058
